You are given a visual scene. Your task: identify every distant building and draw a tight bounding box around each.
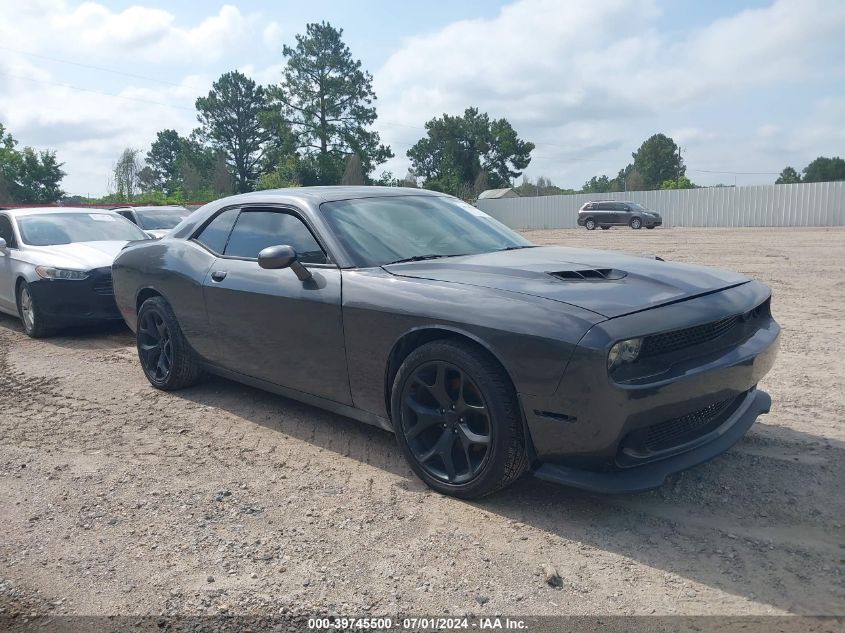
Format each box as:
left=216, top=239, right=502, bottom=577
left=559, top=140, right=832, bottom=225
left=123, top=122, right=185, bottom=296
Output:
left=478, top=188, right=519, bottom=200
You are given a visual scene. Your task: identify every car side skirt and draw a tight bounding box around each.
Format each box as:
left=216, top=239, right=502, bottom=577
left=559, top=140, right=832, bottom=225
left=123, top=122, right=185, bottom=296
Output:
left=201, top=361, right=394, bottom=432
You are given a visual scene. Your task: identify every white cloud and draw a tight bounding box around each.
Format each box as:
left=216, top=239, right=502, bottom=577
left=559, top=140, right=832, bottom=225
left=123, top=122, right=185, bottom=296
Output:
left=0, top=2, right=250, bottom=62
left=374, top=0, right=845, bottom=186
left=263, top=22, right=285, bottom=51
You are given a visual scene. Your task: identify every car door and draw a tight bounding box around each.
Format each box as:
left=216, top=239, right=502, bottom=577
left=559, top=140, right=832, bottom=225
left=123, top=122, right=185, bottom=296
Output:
left=597, top=202, right=617, bottom=225
left=618, top=203, right=633, bottom=224
left=200, top=206, right=352, bottom=405
left=0, top=213, right=19, bottom=313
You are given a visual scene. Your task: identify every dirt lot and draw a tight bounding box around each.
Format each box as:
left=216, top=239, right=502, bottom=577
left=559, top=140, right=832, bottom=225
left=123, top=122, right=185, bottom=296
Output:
left=1, top=227, right=843, bottom=623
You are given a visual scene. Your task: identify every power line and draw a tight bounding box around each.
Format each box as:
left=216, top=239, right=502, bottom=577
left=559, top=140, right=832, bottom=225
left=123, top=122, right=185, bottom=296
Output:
left=689, top=168, right=780, bottom=175
left=0, top=69, right=196, bottom=112
left=0, top=45, right=208, bottom=91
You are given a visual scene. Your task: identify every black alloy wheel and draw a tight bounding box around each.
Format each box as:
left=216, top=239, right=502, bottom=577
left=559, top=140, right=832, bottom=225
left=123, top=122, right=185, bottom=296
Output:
left=136, top=296, right=203, bottom=390
left=401, top=360, right=492, bottom=485
left=138, top=309, right=172, bottom=383
left=391, top=340, right=528, bottom=498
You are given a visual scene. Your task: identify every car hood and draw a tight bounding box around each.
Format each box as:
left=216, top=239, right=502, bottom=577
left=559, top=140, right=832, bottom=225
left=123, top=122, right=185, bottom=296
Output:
left=22, top=241, right=130, bottom=270
left=382, top=246, right=749, bottom=318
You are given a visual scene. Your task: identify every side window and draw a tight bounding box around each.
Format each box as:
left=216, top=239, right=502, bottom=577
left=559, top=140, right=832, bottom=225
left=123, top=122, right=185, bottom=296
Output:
left=194, top=208, right=239, bottom=254
left=614, top=203, right=627, bottom=211
left=224, top=211, right=327, bottom=264
left=0, top=214, right=16, bottom=248
left=117, top=210, right=136, bottom=224
left=597, top=203, right=611, bottom=211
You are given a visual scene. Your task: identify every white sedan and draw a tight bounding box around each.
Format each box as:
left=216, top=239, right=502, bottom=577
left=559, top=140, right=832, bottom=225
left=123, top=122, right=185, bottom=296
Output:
left=0, top=207, right=149, bottom=337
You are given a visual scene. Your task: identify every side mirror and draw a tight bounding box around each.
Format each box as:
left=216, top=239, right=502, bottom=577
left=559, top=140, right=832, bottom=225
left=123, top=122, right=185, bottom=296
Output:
left=0, top=237, right=7, bottom=250
left=258, top=244, right=312, bottom=281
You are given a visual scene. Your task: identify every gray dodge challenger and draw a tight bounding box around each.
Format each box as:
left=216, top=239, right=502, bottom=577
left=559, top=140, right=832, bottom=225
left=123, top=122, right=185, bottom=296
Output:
left=112, top=187, right=780, bottom=498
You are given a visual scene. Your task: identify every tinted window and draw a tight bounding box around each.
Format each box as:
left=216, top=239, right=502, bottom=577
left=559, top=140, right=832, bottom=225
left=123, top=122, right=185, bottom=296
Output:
left=320, top=196, right=533, bottom=267
left=195, top=208, right=238, bottom=254
left=135, top=207, right=191, bottom=230
left=0, top=214, right=15, bottom=248
left=224, top=211, right=327, bottom=264
left=597, top=203, right=612, bottom=211
left=614, top=203, right=628, bottom=211
left=17, top=213, right=147, bottom=245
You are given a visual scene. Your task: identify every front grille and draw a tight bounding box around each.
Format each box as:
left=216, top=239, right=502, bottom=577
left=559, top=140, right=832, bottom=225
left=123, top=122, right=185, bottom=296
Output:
left=643, top=397, right=735, bottom=452
left=93, top=273, right=113, bottom=296
left=640, top=299, right=770, bottom=359
left=640, top=316, right=740, bottom=358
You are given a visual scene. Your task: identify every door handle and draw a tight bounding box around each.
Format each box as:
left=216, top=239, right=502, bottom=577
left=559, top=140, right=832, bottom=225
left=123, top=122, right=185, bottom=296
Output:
left=210, top=270, right=228, bottom=282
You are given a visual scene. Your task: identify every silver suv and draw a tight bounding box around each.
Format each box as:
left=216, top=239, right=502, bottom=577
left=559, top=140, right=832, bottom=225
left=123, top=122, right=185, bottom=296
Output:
left=577, top=201, right=662, bottom=230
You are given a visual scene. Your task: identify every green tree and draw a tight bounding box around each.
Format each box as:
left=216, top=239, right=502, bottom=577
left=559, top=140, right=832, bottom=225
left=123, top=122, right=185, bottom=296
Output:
left=802, top=156, right=845, bottom=183
left=775, top=166, right=801, bottom=184
left=146, top=129, right=183, bottom=194
left=407, top=107, right=534, bottom=197
left=632, top=133, right=684, bottom=189
left=0, top=123, right=21, bottom=203
left=271, top=21, right=392, bottom=184
left=196, top=71, right=270, bottom=193
left=660, top=175, right=696, bottom=190
left=581, top=175, right=612, bottom=193
left=0, top=123, right=65, bottom=203
left=17, top=148, right=65, bottom=203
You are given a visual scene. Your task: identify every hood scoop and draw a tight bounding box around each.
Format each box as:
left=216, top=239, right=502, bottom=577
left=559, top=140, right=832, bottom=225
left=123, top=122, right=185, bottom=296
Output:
left=549, top=268, right=627, bottom=281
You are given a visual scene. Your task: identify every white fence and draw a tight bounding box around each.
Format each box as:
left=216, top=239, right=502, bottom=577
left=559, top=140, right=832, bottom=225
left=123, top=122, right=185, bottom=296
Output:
left=475, top=181, right=845, bottom=229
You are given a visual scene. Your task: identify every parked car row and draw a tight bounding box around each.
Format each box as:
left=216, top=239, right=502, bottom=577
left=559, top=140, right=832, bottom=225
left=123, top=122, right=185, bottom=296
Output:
left=0, top=206, right=188, bottom=336
left=0, top=189, right=779, bottom=500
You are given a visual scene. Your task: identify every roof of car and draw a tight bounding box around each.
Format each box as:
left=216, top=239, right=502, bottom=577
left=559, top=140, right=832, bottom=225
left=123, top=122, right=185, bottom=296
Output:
left=213, top=186, right=445, bottom=206
left=2, top=207, right=122, bottom=218
left=112, top=205, right=188, bottom=211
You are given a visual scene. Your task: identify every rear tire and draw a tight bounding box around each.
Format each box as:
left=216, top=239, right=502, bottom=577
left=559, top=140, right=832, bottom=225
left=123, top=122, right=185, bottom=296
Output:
left=136, top=296, right=203, bottom=390
left=584, top=218, right=596, bottom=230
left=630, top=217, right=642, bottom=229
left=600, top=226, right=610, bottom=230
left=17, top=281, right=51, bottom=338
left=391, top=340, right=528, bottom=499
left=646, top=226, right=655, bottom=229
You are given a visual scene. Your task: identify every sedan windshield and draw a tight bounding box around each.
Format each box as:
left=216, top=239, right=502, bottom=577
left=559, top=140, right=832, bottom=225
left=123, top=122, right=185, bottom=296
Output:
left=17, top=213, right=148, bottom=246
left=320, top=195, right=533, bottom=267
left=135, top=208, right=191, bottom=230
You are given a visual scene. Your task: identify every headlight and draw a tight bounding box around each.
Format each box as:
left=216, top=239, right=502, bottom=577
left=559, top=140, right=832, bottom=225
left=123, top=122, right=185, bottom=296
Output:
left=608, top=337, right=643, bottom=371
left=35, top=266, right=90, bottom=280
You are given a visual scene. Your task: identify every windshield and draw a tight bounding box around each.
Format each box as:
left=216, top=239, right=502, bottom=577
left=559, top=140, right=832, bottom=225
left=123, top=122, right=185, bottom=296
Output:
left=320, top=195, right=533, bottom=267
left=135, top=207, right=191, bottom=230
left=17, top=213, right=148, bottom=246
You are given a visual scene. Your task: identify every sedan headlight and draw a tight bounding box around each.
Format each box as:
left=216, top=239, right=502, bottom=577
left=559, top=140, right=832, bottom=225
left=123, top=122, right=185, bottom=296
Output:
left=607, top=337, right=643, bottom=371
left=35, top=266, right=90, bottom=280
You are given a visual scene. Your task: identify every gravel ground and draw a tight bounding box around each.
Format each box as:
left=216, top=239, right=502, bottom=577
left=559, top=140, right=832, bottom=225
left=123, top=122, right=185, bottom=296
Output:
left=1, top=227, right=843, bottom=624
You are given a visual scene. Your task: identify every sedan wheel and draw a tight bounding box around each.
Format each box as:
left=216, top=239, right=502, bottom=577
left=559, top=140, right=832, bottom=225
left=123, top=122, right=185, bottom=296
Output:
left=17, top=282, right=50, bottom=338
left=392, top=341, right=528, bottom=498
left=585, top=219, right=596, bottom=230
left=137, top=296, right=203, bottom=390
left=630, top=217, right=642, bottom=229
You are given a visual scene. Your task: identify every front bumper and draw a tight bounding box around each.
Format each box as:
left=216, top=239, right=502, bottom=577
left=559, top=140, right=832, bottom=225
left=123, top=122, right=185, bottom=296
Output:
left=532, top=388, right=770, bottom=493
left=28, top=267, right=122, bottom=324
left=520, top=280, right=779, bottom=491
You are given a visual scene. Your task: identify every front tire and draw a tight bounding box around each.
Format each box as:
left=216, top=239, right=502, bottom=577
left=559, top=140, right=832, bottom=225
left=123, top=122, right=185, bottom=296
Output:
left=137, top=296, right=203, bottom=390
left=17, top=281, right=51, bottom=338
left=584, top=218, right=596, bottom=230
left=600, top=226, right=610, bottom=230
left=391, top=341, right=528, bottom=499
left=630, top=217, right=642, bottom=229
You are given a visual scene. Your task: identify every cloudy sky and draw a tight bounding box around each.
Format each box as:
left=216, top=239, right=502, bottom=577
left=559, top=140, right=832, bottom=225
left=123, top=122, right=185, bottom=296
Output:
left=1, top=0, right=843, bottom=196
